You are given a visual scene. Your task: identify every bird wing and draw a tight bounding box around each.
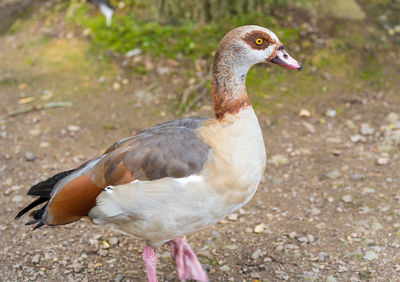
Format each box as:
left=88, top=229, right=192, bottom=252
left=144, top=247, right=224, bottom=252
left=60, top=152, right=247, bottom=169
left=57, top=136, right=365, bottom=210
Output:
left=28, top=117, right=211, bottom=226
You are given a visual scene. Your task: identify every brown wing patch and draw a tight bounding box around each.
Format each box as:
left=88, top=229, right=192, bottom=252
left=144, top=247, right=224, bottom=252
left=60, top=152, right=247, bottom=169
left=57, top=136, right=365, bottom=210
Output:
left=242, top=30, right=275, bottom=50
left=47, top=174, right=105, bottom=225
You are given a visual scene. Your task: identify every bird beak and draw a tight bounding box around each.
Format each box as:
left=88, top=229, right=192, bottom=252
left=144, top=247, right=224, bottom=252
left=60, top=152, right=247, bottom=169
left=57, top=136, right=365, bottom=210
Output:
left=270, top=46, right=302, bottom=71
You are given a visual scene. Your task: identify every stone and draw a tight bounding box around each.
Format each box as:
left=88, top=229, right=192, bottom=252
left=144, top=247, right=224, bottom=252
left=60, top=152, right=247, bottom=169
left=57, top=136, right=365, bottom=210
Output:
left=299, top=109, right=311, bottom=117
left=310, top=207, right=321, bottom=216
left=125, top=49, right=142, bottom=57
left=112, top=81, right=121, bottom=90
left=24, top=152, right=36, bottom=161
left=377, top=157, right=389, bottom=165
left=387, top=112, right=399, bottom=123
left=360, top=123, right=374, bottom=135
left=341, top=195, right=352, bottom=203
left=307, top=234, right=315, bottom=243
left=350, top=134, right=366, bottom=143
left=40, top=142, right=49, bottom=148
left=12, top=195, right=23, bottom=202
left=325, top=170, right=341, bottom=179
left=67, top=125, right=80, bottom=132
left=109, top=237, right=119, bottom=246
left=220, top=265, right=230, bottom=272
left=351, top=173, right=364, bottom=181
left=270, top=154, right=289, bottom=166
left=254, top=224, right=265, bottom=233
left=325, top=109, right=336, bottom=118
left=29, top=128, right=41, bottom=136
left=32, top=254, right=40, bottom=264
left=318, top=252, right=328, bottom=262
left=251, top=249, right=261, bottom=260
left=250, top=272, right=261, bottom=279
left=227, top=213, right=238, bottom=221
left=362, top=187, right=375, bottom=194
left=73, top=263, right=83, bottom=273
left=364, top=250, right=378, bottom=260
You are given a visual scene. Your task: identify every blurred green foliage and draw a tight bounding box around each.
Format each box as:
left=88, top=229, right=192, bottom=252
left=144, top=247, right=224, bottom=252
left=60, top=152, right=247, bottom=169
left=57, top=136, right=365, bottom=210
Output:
left=54, top=0, right=400, bottom=113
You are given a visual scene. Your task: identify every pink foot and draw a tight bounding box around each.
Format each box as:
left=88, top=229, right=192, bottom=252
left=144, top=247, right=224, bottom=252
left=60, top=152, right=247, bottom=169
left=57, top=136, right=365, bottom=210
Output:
left=142, top=246, right=159, bottom=282
left=167, top=238, right=209, bottom=282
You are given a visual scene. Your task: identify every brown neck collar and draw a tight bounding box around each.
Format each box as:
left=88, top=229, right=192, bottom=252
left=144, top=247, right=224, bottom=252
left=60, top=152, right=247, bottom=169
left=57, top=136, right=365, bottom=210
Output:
left=211, top=50, right=251, bottom=120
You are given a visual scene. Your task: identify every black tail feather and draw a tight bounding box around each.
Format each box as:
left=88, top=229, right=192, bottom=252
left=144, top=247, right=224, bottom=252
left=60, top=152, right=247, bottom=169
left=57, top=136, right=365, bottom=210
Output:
left=27, top=169, right=75, bottom=197
left=33, top=221, right=44, bottom=230
left=16, top=169, right=75, bottom=230
left=26, top=219, right=41, bottom=225
left=15, top=197, right=47, bottom=220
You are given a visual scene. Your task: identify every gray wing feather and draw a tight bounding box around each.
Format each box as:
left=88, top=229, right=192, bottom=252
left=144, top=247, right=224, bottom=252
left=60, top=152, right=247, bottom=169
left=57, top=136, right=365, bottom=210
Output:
left=90, top=117, right=211, bottom=185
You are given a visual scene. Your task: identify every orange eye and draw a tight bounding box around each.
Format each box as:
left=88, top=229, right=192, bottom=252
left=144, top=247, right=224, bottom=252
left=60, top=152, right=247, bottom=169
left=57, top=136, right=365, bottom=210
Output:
left=255, top=38, right=263, bottom=45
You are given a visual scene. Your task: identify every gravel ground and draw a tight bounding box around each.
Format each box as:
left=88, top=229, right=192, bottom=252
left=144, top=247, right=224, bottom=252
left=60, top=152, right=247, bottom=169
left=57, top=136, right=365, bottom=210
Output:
left=2, top=89, right=400, bottom=281
left=1, top=8, right=400, bottom=282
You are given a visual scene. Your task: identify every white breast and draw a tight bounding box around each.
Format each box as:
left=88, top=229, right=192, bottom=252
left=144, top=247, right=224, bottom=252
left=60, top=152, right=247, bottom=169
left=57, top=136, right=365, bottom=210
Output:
left=198, top=107, right=267, bottom=215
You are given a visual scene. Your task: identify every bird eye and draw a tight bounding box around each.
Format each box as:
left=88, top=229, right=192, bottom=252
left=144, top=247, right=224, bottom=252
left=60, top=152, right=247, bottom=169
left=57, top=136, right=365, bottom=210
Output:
left=255, top=38, right=263, bottom=45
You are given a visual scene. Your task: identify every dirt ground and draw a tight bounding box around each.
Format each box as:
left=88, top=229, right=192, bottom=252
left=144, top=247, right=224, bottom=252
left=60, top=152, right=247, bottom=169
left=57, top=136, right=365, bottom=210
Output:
left=1, top=8, right=400, bottom=282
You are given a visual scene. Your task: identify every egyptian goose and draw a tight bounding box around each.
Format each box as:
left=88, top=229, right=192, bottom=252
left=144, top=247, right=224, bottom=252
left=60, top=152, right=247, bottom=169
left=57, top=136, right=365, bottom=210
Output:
left=89, top=0, right=114, bottom=26
left=16, top=25, right=302, bottom=281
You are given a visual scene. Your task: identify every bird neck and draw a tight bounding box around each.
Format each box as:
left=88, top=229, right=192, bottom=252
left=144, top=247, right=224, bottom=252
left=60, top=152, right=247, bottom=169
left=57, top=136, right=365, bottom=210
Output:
left=211, top=50, right=251, bottom=120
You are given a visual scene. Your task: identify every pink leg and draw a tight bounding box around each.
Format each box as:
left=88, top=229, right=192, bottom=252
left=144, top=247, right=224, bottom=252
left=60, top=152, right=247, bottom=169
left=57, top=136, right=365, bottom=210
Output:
left=142, top=246, right=159, bottom=282
left=167, top=238, right=209, bottom=282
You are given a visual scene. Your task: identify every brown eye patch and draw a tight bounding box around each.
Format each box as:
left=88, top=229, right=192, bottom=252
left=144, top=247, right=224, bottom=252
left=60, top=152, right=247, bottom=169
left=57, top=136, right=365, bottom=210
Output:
left=242, top=30, right=274, bottom=50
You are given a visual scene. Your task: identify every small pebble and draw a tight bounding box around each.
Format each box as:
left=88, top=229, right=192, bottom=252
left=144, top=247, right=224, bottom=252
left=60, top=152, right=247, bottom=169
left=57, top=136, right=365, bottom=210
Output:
left=24, top=152, right=36, bottom=161
left=309, top=207, right=321, bottom=216
left=270, top=154, right=289, bottom=166
left=386, top=112, right=399, bottom=123
left=29, top=128, right=41, bottom=136
left=377, top=157, right=389, bottom=165
left=362, top=187, right=375, bottom=194
left=220, top=265, right=230, bottom=272
left=250, top=272, right=261, bottom=279
left=325, top=170, right=341, bottom=179
left=73, top=263, right=83, bottom=273
left=40, top=142, right=49, bottom=148
left=325, top=109, right=336, bottom=118
left=67, top=125, right=80, bottom=132
left=298, top=109, right=311, bottom=117
left=12, top=195, right=23, bottom=202
left=364, top=250, right=378, bottom=260
left=350, top=134, right=366, bottom=143
left=341, top=195, right=353, bottom=203
left=307, top=234, right=315, bottom=243
left=351, top=173, right=365, bottom=181
left=32, top=254, right=40, bottom=264
left=251, top=249, right=261, bottom=260
left=254, top=224, right=265, bottom=234
left=360, top=123, right=374, bottom=135
left=109, top=237, right=119, bottom=246
left=318, top=252, right=328, bottom=262
left=227, top=213, right=238, bottom=221
left=112, top=81, right=121, bottom=90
